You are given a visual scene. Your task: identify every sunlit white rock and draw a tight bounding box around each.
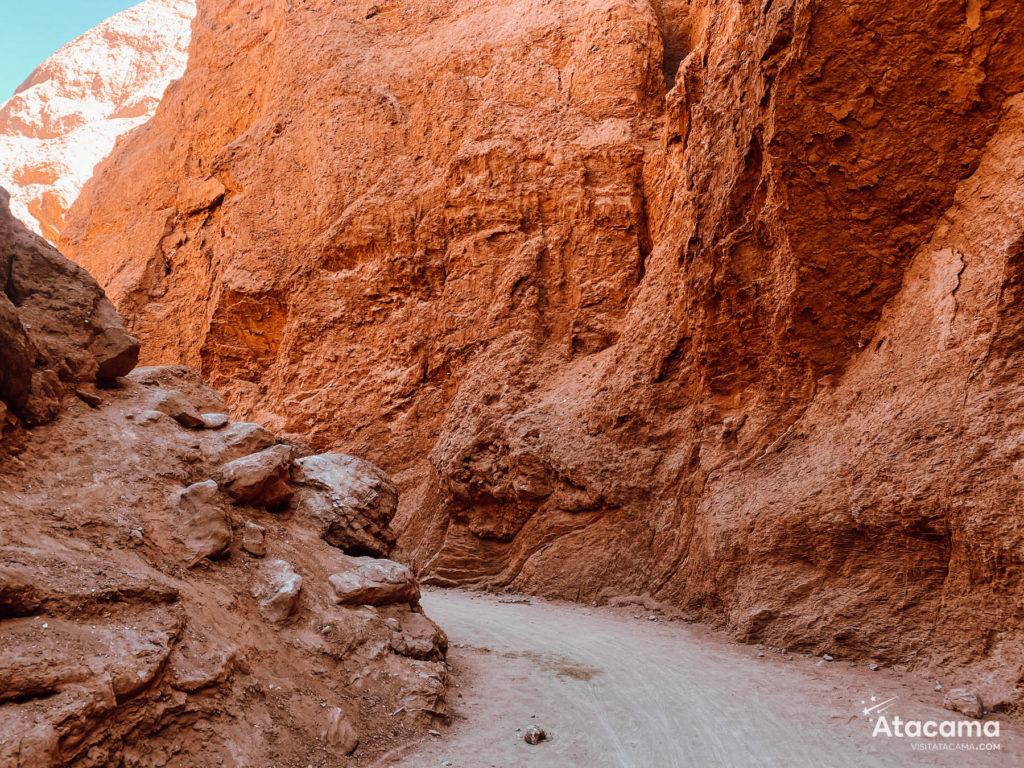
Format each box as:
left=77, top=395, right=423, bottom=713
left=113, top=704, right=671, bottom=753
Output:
left=0, top=0, right=194, bottom=240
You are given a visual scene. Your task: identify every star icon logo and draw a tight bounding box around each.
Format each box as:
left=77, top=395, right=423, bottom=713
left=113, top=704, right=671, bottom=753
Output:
left=859, top=694, right=897, bottom=718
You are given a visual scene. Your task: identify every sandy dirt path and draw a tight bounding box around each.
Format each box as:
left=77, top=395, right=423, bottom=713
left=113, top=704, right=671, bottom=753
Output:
left=373, top=589, right=1023, bottom=768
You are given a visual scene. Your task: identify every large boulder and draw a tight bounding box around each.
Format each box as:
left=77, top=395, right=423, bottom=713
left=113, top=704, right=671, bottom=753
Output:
left=254, top=559, right=302, bottom=624
left=87, top=299, right=140, bottom=378
left=241, top=521, right=266, bottom=557
left=327, top=555, right=420, bottom=607
left=177, top=480, right=231, bottom=563
left=200, top=413, right=229, bottom=429
left=321, top=707, right=359, bottom=755
left=291, top=454, right=398, bottom=557
left=943, top=688, right=985, bottom=719
left=0, top=297, right=49, bottom=423
left=0, top=187, right=139, bottom=425
left=200, top=421, right=276, bottom=464
left=389, top=610, right=448, bottom=662
left=129, top=366, right=227, bottom=412
left=155, top=389, right=205, bottom=429
left=216, top=445, right=294, bottom=508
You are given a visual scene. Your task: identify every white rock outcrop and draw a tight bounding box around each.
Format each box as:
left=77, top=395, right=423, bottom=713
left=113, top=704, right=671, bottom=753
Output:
left=0, top=0, right=194, bottom=240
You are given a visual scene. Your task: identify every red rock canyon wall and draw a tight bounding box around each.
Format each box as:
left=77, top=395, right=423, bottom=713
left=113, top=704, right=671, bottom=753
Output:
left=62, top=0, right=1024, bottom=704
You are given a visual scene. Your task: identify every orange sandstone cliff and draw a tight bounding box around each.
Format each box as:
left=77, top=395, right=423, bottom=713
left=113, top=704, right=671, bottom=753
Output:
left=63, top=0, right=1024, bottom=706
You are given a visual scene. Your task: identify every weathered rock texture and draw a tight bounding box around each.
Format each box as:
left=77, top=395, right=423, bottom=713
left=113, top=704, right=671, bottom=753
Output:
left=0, top=187, right=138, bottom=431
left=62, top=0, right=1024, bottom=706
left=0, top=196, right=447, bottom=766
left=0, top=0, right=194, bottom=241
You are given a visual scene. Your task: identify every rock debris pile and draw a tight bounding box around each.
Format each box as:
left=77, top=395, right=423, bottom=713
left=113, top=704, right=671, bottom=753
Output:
left=0, top=194, right=448, bottom=766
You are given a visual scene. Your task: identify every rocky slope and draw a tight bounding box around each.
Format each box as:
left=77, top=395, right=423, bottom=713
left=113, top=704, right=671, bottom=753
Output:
left=0, top=193, right=447, bottom=766
left=62, top=0, right=1024, bottom=708
left=0, top=0, right=194, bottom=241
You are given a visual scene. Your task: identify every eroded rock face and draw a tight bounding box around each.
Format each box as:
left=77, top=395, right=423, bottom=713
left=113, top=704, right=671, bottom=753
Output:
left=177, top=479, right=231, bottom=562
left=62, top=0, right=659, bottom=412
left=0, top=0, right=195, bottom=241
left=292, top=453, right=399, bottom=556
left=0, top=186, right=139, bottom=429
left=328, top=555, right=421, bottom=607
left=61, top=0, right=1024, bottom=704
left=0, top=196, right=448, bottom=766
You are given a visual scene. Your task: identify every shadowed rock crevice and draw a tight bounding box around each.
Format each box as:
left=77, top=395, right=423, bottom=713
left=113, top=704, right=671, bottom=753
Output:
left=650, top=0, right=695, bottom=90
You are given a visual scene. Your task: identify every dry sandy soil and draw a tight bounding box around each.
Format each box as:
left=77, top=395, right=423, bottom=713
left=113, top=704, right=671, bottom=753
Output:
left=374, top=589, right=1024, bottom=768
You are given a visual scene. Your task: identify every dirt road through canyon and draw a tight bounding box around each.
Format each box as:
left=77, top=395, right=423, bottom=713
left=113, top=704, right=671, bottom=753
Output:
left=374, top=589, right=1023, bottom=768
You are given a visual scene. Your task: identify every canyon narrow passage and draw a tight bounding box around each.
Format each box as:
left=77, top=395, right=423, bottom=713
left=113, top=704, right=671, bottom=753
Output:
left=377, top=590, right=1024, bottom=768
